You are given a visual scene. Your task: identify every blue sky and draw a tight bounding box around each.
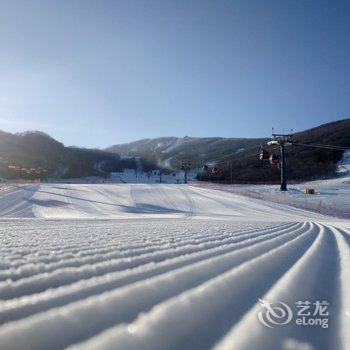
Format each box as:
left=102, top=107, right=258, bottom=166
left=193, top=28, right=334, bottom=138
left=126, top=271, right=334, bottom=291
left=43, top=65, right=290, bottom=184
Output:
left=0, top=0, right=349, bottom=148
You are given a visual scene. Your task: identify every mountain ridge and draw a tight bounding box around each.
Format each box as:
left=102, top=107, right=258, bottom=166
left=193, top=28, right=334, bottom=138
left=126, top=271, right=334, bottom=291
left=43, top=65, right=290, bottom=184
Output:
left=106, top=119, right=350, bottom=181
left=106, top=135, right=269, bottom=169
left=0, top=118, right=348, bottom=181
left=0, top=130, right=122, bottom=179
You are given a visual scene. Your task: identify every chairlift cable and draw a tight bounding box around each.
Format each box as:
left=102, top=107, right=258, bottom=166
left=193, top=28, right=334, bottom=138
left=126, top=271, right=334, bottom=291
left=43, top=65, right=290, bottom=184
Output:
left=291, top=142, right=349, bottom=151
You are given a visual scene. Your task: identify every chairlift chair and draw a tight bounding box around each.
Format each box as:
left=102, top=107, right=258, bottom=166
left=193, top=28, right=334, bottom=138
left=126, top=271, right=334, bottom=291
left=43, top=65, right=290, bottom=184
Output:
left=211, top=167, right=220, bottom=175
left=269, top=154, right=280, bottom=165
left=259, top=149, right=270, bottom=161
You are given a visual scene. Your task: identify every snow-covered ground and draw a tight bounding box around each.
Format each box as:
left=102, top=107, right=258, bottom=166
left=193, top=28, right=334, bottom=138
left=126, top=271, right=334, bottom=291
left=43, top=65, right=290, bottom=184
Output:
left=198, top=151, right=350, bottom=219
left=0, top=183, right=342, bottom=221
left=0, top=183, right=16, bottom=192
left=0, top=183, right=348, bottom=350
left=204, top=178, right=350, bottom=219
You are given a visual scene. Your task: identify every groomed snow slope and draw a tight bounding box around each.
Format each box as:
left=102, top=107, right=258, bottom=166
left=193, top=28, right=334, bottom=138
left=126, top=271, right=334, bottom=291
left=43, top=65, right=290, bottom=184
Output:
left=0, top=184, right=349, bottom=350
left=0, top=183, right=339, bottom=221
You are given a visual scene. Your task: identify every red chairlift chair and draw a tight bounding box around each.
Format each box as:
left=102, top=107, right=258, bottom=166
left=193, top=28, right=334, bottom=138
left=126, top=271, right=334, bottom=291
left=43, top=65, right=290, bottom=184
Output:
left=269, top=154, right=280, bottom=165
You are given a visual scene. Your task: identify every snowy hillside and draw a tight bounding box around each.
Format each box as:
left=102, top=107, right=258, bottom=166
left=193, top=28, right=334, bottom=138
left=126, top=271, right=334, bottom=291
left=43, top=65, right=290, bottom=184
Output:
left=336, top=150, right=350, bottom=175
left=0, top=183, right=348, bottom=350
left=106, top=136, right=268, bottom=170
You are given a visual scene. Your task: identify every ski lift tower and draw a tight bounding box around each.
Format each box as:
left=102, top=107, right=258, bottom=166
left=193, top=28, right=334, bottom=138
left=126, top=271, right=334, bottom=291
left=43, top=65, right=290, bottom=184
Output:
left=268, top=131, right=293, bottom=191
left=181, top=162, right=191, bottom=184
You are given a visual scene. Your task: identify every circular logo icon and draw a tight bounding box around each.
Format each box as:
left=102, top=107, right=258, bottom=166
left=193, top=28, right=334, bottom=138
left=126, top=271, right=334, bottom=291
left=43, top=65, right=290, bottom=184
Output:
left=258, top=298, right=293, bottom=328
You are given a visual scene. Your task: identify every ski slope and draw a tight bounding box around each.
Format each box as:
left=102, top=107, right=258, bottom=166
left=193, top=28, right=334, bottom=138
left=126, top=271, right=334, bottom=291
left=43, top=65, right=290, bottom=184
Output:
left=0, top=183, right=349, bottom=350
left=0, top=183, right=342, bottom=221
